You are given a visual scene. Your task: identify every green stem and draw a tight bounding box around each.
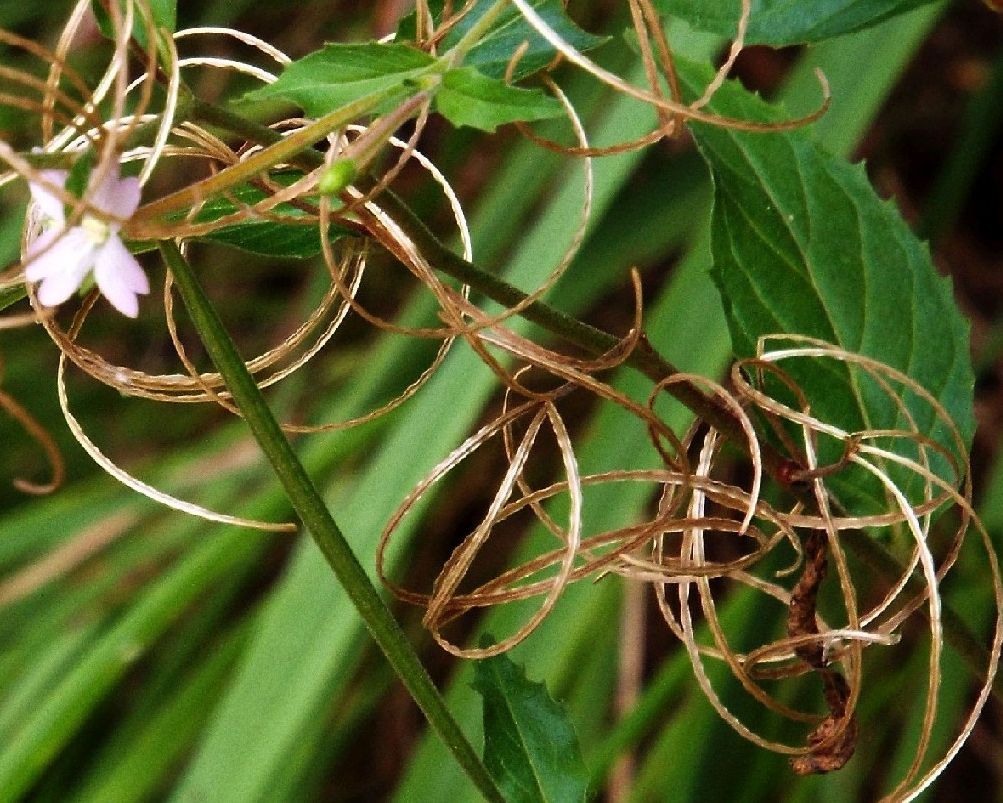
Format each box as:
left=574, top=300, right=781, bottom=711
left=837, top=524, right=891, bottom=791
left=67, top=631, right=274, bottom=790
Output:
left=132, top=83, right=414, bottom=229
left=157, top=240, right=503, bottom=803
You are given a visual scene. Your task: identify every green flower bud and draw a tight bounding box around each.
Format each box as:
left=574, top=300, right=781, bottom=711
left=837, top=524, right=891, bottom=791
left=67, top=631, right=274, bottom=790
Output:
left=317, top=159, right=357, bottom=196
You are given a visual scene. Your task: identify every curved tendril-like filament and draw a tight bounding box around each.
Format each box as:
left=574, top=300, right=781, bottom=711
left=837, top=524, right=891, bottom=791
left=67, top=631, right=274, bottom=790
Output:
left=893, top=510, right=1003, bottom=801
left=455, top=76, right=592, bottom=334
left=414, top=0, right=435, bottom=46
left=354, top=75, right=592, bottom=344
left=427, top=402, right=583, bottom=658
left=386, top=321, right=996, bottom=797
left=0, top=28, right=93, bottom=112
left=44, top=0, right=107, bottom=146
left=0, top=2, right=995, bottom=794
left=174, top=25, right=291, bottom=70
left=510, top=10, right=678, bottom=158
left=501, top=369, right=572, bottom=541
left=314, top=222, right=458, bottom=434
left=308, top=128, right=473, bottom=430
left=39, top=240, right=362, bottom=406
left=337, top=101, right=436, bottom=218
left=627, top=0, right=675, bottom=135
left=0, top=64, right=102, bottom=135
left=802, top=427, right=863, bottom=757
left=687, top=431, right=821, bottom=727
left=689, top=0, right=751, bottom=111
left=506, top=0, right=830, bottom=133
left=425, top=0, right=479, bottom=49
left=309, top=124, right=476, bottom=340
left=42, top=289, right=295, bottom=533
left=651, top=373, right=762, bottom=533
left=161, top=243, right=364, bottom=422
left=670, top=430, right=812, bottom=754
left=637, top=0, right=681, bottom=103
left=377, top=398, right=540, bottom=602
left=854, top=454, right=942, bottom=797
left=0, top=384, right=65, bottom=495
left=138, top=31, right=180, bottom=185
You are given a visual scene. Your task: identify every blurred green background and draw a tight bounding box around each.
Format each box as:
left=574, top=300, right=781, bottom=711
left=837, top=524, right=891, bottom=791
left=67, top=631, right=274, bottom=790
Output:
left=0, top=1, right=1001, bottom=800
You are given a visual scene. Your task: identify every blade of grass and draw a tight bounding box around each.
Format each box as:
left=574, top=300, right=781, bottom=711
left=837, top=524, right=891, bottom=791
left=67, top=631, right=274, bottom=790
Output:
left=780, top=2, right=947, bottom=159
left=628, top=589, right=776, bottom=802
left=69, top=622, right=250, bottom=803
left=0, top=526, right=266, bottom=801
left=919, top=45, right=1003, bottom=245
left=0, top=261, right=415, bottom=798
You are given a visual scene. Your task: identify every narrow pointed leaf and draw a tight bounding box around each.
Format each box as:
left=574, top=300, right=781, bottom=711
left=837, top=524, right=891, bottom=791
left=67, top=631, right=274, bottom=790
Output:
left=178, top=180, right=353, bottom=258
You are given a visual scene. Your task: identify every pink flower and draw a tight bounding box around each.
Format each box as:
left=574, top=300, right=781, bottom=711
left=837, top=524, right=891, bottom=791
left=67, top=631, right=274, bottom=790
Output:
left=25, top=165, right=150, bottom=318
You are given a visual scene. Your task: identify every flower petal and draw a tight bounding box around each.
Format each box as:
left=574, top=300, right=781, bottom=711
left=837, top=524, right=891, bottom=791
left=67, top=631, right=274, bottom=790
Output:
left=25, top=228, right=61, bottom=263
left=28, top=170, right=69, bottom=223
left=93, top=235, right=149, bottom=317
left=88, top=166, right=141, bottom=219
left=24, top=227, right=92, bottom=282
left=36, top=256, right=92, bottom=307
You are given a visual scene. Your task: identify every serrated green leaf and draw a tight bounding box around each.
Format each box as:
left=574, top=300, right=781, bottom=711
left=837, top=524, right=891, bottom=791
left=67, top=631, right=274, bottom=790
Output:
left=656, top=0, right=938, bottom=46
left=436, top=67, right=562, bottom=132
left=92, top=0, right=176, bottom=49
left=473, top=647, right=587, bottom=803
left=240, top=43, right=436, bottom=117
left=443, top=0, right=607, bottom=80
left=684, top=58, right=974, bottom=509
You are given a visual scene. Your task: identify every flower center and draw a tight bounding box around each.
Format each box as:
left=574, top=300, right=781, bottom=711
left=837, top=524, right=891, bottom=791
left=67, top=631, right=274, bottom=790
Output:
left=81, top=214, right=112, bottom=245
